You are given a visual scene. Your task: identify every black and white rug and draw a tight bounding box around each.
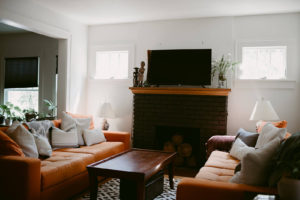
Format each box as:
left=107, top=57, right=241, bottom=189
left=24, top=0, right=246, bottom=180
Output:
left=75, top=178, right=180, bottom=200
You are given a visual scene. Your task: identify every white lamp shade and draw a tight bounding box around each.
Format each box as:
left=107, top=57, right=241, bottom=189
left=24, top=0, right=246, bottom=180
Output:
left=99, top=102, right=115, bottom=118
left=249, top=98, right=279, bottom=121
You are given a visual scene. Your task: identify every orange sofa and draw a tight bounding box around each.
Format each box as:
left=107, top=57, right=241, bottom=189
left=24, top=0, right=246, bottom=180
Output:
left=0, top=122, right=131, bottom=200
left=176, top=135, right=277, bottom=200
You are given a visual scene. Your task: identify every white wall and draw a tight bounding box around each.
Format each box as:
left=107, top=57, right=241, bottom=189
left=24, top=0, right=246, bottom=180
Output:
left=87, top=13, right=300, bottom=133
left=0, top=32, right=58, bottom=113
left=0, top=0, right=88, bottom=115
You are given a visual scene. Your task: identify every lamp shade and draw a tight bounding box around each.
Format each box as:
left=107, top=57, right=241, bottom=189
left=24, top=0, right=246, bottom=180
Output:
left=249, top=98, right=279, bottom=121
left=99, top=102, right=115, bottom=118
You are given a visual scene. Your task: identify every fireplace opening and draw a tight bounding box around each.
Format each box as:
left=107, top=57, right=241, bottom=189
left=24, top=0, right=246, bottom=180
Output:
left=155, top=126, right=201, bottom=169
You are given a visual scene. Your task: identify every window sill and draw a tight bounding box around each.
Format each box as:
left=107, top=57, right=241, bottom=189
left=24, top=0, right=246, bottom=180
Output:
left=234, top=79, right=296, bottom=89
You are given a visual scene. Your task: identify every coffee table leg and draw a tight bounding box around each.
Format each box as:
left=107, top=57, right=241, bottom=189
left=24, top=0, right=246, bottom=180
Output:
left=136, top=180, right=145, bottom=200
left=168, top=162, right=174, bottom=189
left=89, top=172, right=98, bottom=200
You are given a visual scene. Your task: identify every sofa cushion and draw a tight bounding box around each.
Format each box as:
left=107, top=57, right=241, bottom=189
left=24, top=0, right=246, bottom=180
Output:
left=257, top=120, right=287, bottom=133
left=41, top=151, right=95, bottom=190
left=255, top=123, right=286, bottom=149
left=196, top=166, right=235, bottom=182
left=83, top=129, right=106, bottom=146
left=0, top=130, right=24, bottom=157
left=230, top=138, right=255, bottom=161
left=56, top=142, right=125, bottom=161
left=230, top=138, right=281, bottom=186
left=235, top=128, right=259, bottom=147
left=205, top=150, right=239, bottom=170
left=66, top=112, right=95, bottom=129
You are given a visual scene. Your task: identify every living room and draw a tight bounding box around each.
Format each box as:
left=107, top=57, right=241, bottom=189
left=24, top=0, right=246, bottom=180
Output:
left=0, top=0, right=300, bottom=199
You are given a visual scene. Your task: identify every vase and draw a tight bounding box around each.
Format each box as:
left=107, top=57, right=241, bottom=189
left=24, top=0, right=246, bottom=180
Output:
left=5, top=118, right=12, bottom=126
left=218, top=74, right=227, bottom=88
left=278, top=177, right=300, bottom=200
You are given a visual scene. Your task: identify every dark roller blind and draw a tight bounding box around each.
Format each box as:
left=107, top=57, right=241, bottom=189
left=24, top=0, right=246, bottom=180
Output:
left=5, top=57, right=39, bottom=88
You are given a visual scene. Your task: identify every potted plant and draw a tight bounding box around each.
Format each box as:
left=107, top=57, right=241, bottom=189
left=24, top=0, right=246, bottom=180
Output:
left=23, top=108, right=38, bottom=122
left=43, top=99, right=57, bottom=120
left=211, top=54, right=239, bottom=88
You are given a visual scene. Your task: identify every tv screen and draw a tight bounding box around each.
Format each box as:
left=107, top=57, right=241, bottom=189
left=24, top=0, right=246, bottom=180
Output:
left=147, top=49, right=211, bottom=86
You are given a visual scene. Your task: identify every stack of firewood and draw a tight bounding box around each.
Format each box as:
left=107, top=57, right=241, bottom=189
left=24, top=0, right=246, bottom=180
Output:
left=163, top=134, right=197, bottom=167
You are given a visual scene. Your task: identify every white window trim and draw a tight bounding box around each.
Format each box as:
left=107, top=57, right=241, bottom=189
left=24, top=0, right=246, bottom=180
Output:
left=234, top=40, right=296, bottom=89
left=88, top=44, right=135, bottom=81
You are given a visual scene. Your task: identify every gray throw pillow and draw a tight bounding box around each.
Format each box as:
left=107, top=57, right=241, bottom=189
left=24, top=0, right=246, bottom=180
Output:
left=230, top=137, right=281, bottom=186
left=33, top=133, right=52, bottom=157
left=235, top=128, right=259, bottom=147
left=229, top=138, right=255, bottom=160
left=83, top=129, right=106, bottom=146
left=255, top=123, right=286, bottom=149
left=7, top=125, right=39, bottom=158
left=51, top=127, right=78, bottom=148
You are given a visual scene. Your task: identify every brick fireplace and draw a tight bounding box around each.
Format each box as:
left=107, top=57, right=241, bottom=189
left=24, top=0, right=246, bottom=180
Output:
left=130, top=87, right=231, bottom=168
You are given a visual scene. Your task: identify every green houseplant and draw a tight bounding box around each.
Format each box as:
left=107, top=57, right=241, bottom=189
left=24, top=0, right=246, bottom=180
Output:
left=0, top=104, right=7, bottom=124
left=23, top=108, right=38, bottom=122
left=43, top=99, right=57, bottom=119
left=211, top=54, right=239, bottom=88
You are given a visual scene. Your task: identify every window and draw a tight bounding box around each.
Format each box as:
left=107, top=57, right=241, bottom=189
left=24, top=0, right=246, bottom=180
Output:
left=4, top=88, right=38, bottom=111
left=95, top=50, right=129, bottom=79
left=238, top=46, right=287, bottom=80
left=4, top=57, right=39, bottom=111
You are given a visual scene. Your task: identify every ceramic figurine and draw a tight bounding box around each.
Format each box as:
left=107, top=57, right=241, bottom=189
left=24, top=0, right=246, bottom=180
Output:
left=138, top=61, right=145, bottom=87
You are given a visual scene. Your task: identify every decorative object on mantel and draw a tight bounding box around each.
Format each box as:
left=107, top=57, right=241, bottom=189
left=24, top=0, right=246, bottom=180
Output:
left=98, top=102, right=115, bottom=130
left=138, top=61, right=145, bottom=87
left=212, top=54, right=239, bottom=88
left=133, top=67, right=139, bottom=87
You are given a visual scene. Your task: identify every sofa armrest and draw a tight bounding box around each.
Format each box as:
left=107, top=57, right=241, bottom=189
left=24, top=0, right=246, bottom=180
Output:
left=103, top=131, right=131, bottom=150
left=0, top=156, right=41, bottom=200
left=176, top=178, right=277, bottom=200
left=206, top=135, right=235, bottom=159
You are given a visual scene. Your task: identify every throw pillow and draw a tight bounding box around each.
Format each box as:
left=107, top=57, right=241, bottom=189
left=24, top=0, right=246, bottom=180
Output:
left=31, top=130, right=52, bottom=157
left=83, top=129, right=106, bottom=146
left=7, top=125, right=38, bottom=158
left=257, top=120, right=287, bottom=133
left=66, top=112, right=95, bottom=129
left=229, top=138, right=255, bottom=160
left=0, top=130, right=24, bottom=157
left=230, top=137, right=281, bottom=186
left=6, top=121, right=22, bottom=134
left=75, top=118, right=91, bottom=146
left=235, top=128, right=259, bottom=147
left=61, top=111, right=77, bottom=132
left=61, top=112, right=91, bottom=145
left=51, top=127, right=78, bottom=148
left=255, top=123, right=286, bottom=149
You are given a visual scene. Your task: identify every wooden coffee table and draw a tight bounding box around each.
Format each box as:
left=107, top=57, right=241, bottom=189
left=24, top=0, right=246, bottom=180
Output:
left=87, top=148, right=177, bottom=200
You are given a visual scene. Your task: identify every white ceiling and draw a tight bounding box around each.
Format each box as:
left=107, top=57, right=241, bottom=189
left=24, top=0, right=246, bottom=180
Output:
left=31, top=0, right=300, bottom=25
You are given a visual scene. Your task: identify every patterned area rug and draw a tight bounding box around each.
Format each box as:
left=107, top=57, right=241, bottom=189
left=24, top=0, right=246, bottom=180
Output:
left=75, top=178, right=180, bottom=200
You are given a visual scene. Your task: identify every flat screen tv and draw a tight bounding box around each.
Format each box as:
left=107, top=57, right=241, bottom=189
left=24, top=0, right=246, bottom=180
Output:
left=147, top=49, right=211, bottom=86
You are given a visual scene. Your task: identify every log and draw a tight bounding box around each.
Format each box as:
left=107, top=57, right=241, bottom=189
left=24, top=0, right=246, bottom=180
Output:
left=163, top=141, right=176, bottom=152
left=172, top=134, right=183, bottom=145
left=178, top=143, right=192, bottom=157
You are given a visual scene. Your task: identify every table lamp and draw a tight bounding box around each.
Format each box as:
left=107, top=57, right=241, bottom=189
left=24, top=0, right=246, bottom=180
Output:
left=249, top=97, right=279, bottom=130
left=99, top=102, right=115, bottom=130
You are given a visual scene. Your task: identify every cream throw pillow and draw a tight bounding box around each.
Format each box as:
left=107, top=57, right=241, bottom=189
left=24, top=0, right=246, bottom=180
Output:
left=51, top=127, right=78, bottom=148
left=229, top=138, right=255, bottom=161
left=61, top=112, right=91, bottom=145
left=230, top=137, right=281, bottom=186
left=8, top=125, right=38, bottom=158
left=255, top=123, right=286, bottom=149
left=83, top=129, right=106, bottom=146
left=32, top=132, right=52, bottom=157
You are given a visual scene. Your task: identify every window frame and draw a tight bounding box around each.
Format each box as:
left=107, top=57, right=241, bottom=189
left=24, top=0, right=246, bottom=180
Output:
left=234, top=40, right=296, bottom=89
left=89, top=44, right=135, bottom=81
left=4, top=87, right=39, bottom=111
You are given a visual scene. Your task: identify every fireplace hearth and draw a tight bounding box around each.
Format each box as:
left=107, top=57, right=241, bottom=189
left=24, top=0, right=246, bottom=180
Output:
left=130, top=87, right=230, bottom=169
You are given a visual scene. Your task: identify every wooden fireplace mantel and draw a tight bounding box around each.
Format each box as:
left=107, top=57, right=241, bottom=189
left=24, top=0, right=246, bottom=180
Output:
left=129, top=87, right=231, bottom=96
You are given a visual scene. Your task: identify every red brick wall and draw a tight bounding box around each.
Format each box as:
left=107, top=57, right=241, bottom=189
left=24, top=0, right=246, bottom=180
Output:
left=132, top=94, right=228, bottom=165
